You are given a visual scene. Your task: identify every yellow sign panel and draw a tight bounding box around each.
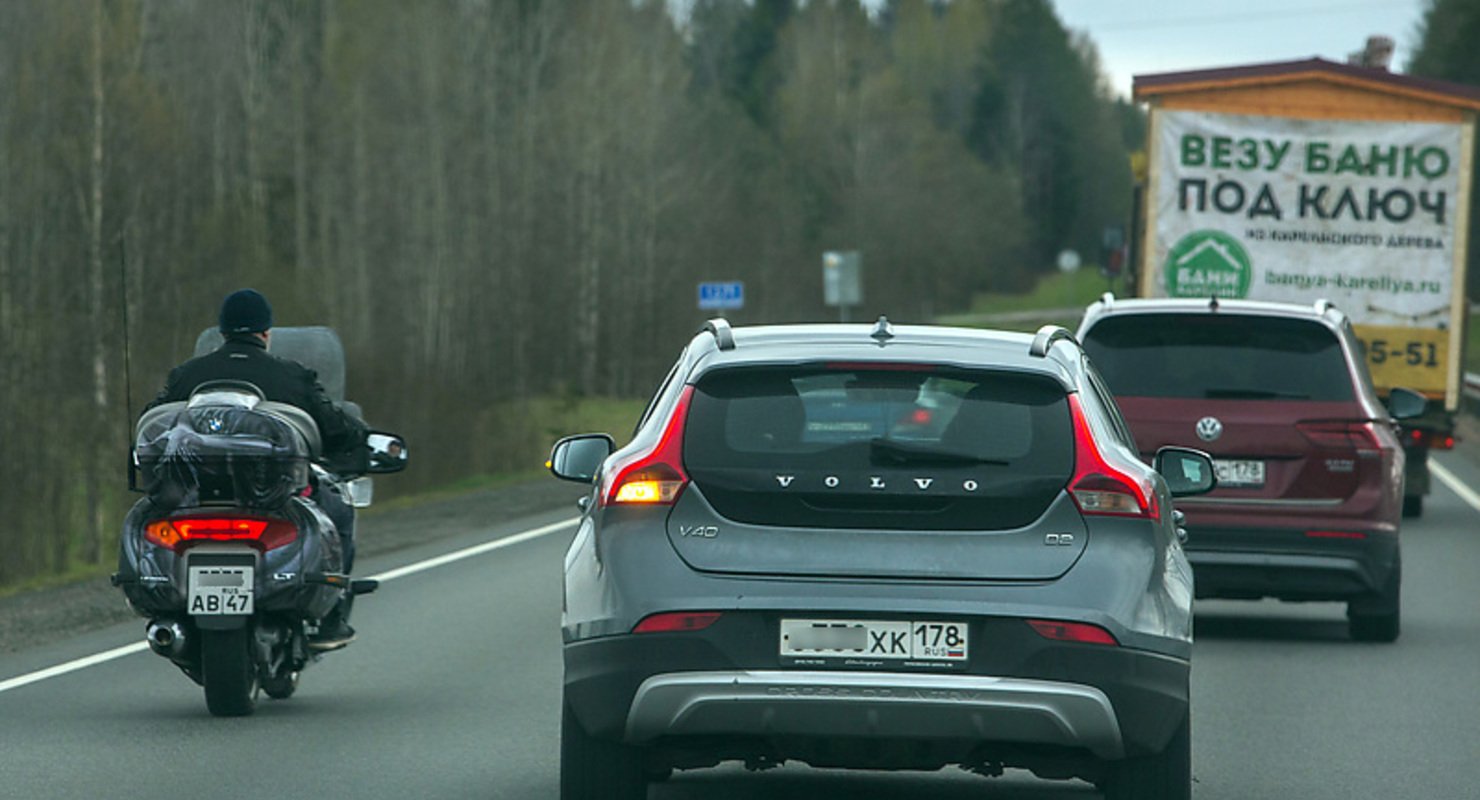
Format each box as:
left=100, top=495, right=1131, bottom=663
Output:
left=1351, top=324, right=1449, bottom=396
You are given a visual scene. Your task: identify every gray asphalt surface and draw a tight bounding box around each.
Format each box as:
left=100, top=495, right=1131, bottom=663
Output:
left=3, top=459, right=1480, bottom=799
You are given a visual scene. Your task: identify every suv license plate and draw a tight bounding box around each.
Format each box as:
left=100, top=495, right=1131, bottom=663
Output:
left=1214, top=459, right=1266, bottom=487
left=780, top=619, right=968, bottom=665
left=187, top=565, right=254, bottom=615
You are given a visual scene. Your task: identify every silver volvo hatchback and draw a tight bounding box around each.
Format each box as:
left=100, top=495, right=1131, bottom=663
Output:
left=548, top=319, right=1214, bottom=799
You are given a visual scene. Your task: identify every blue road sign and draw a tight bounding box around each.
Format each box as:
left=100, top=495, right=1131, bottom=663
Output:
left=698, top=281, right=745, bottom=310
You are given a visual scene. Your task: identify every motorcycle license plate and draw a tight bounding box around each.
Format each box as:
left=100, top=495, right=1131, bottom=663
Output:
left=188, top=565, right=254, bottom=615
left=780, top=619, right=968, bottom=666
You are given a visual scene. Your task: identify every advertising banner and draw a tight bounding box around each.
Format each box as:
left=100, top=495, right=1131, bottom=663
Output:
left=1148, top=110, right=1465, bottom=394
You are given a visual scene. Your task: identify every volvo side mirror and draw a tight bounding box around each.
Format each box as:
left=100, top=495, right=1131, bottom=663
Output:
left=548, top=434, right=616, bottom=484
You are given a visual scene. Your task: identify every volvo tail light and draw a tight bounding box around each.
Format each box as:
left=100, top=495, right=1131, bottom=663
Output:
left=1067, top=395, right=1158, bottom=520
left=602, top=386, right=695, bottom=506
left=633, top=611, right=722, bottom=633
left=144, top=516, right=298, bottom=551
left=1026, top=619, right=1119, bottom=646
left=1297, top=420, right=1381, bottom=453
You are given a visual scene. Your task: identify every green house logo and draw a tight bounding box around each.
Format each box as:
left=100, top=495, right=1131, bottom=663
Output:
left=1166, top=230, right=1252, bottom=298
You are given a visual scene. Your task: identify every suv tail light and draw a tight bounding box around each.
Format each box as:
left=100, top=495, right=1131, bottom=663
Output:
left=144, top=516, right=298, bottom=551
left=1296, top=420, right=1381, bottom=453
left=1067, top=395, right=1158, bottom=520
left=601, top=386, right=695, bottom=506
left=633, top=611, right=722, bottom=633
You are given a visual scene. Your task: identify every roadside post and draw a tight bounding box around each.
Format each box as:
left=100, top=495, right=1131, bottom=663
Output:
left=823, top=251, right=862, bottom=322
left=1057, top=249, right=1081, bottom=310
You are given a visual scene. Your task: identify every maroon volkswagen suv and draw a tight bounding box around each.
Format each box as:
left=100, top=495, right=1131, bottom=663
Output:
left=1077, top=296, right=1425, bottom=642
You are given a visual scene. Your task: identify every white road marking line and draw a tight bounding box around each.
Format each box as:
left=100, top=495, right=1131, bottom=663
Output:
left=368, top=518, right=577, bottom=582
left=0, top=642, right=149, bottom=695
left=1430, top=461, right=1480, bottom=515
left=0, top=516, right=579, bottom=696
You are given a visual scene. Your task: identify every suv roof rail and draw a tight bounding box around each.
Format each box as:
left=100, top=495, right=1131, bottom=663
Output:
left=1099, top=291, right=1115, bottom=308
left=1029, top=325, right=1078, bottom=358
left=702, top=318, right=736, bottom=351
left=1314, top=298, right=1337, bottom=315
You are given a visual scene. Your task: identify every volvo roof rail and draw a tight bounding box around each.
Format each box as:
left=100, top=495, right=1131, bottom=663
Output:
left=1029, top=325, right=1078, bottom=358
left=702, top=318, right=736, bottom=351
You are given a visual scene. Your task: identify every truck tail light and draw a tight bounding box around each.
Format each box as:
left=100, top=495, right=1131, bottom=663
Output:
left=1405, top=427, right=1455, bottom=450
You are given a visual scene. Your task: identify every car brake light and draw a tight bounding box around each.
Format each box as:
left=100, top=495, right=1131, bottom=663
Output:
left=633, top=611, right=722, bottom=633
left=602, top=386, right=694, bottom=506
left=1027, top=619, right=1119, bottom=646
left=1067, top=395, right=1158, bottom=520
left=1297, top=420, right=1380, bottom=452
left=144, top=517, right=298, bottom=551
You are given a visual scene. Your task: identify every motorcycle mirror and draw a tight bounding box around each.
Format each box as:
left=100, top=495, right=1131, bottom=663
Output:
left=366, top=432, right=409, bottom=473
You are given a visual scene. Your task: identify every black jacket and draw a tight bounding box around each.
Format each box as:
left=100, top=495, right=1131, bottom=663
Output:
left=146, top=334, right=369, bottom=464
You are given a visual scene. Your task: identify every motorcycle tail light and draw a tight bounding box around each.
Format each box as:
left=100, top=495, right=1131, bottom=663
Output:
left=602, top=386, right=694, bottom=506
left=145, top=517, right=297, bottom=551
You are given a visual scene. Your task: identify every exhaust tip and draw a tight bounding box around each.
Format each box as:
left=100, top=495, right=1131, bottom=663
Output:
left=145, top=620, right=187, bottom=658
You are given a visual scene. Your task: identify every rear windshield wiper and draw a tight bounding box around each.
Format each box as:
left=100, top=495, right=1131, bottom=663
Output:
left=869, top=437, right=1009, bottom=466
left=1204, top=388, right=1310, bottom=400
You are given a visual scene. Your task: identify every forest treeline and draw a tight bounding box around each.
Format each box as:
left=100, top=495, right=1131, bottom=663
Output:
left=0, top=0, right=1140, bottom=588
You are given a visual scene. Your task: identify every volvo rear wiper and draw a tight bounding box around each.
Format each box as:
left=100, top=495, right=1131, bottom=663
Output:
left=869, top=437, right=1008, bottom=466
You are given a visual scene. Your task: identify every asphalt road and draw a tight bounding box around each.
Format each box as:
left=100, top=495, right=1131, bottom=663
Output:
left=3, top=458, right=1480, bottom=799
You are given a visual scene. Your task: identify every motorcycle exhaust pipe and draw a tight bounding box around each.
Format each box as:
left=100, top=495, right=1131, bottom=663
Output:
left=145, top=620, right=187, bottom=660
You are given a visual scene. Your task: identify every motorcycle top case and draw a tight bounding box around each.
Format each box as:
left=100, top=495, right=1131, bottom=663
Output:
left=135, top=394, right=314, bottom=511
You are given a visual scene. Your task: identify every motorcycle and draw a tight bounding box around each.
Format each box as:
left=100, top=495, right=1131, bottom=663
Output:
left=111, top=327, right=407, bottom=717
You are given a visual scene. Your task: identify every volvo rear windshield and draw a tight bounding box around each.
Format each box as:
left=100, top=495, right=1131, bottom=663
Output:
left=682, top=366, right=1072, bottom=530
left=1082, top=314, right=1354, bottom=402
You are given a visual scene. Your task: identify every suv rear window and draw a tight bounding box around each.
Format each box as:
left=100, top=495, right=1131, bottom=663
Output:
left=1082, top=314, right=1354, bottom=402
left=683, top=366, right=1071, bottom=530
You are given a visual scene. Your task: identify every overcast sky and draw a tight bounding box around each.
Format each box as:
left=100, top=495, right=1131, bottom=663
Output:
left=1052, top=0, right=1431, bottom=98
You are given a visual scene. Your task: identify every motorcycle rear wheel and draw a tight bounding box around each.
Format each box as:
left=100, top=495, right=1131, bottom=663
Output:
left=201, top=628, right=258, bottom=717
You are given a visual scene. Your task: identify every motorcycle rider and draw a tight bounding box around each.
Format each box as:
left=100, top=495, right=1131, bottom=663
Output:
left=146, top=288, right=368, bottom=649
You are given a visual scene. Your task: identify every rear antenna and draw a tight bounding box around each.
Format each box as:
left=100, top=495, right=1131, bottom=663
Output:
left=870, top=315, right=895, bottom=346
left=1208, top=295, right=1220, bottom=312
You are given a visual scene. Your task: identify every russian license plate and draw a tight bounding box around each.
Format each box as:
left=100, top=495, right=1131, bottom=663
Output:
left=1214, top=459, right=1266, bottom=487
left=188, top=565, right=254, bottom=615
left=780, top=619, right=968, bottom=666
